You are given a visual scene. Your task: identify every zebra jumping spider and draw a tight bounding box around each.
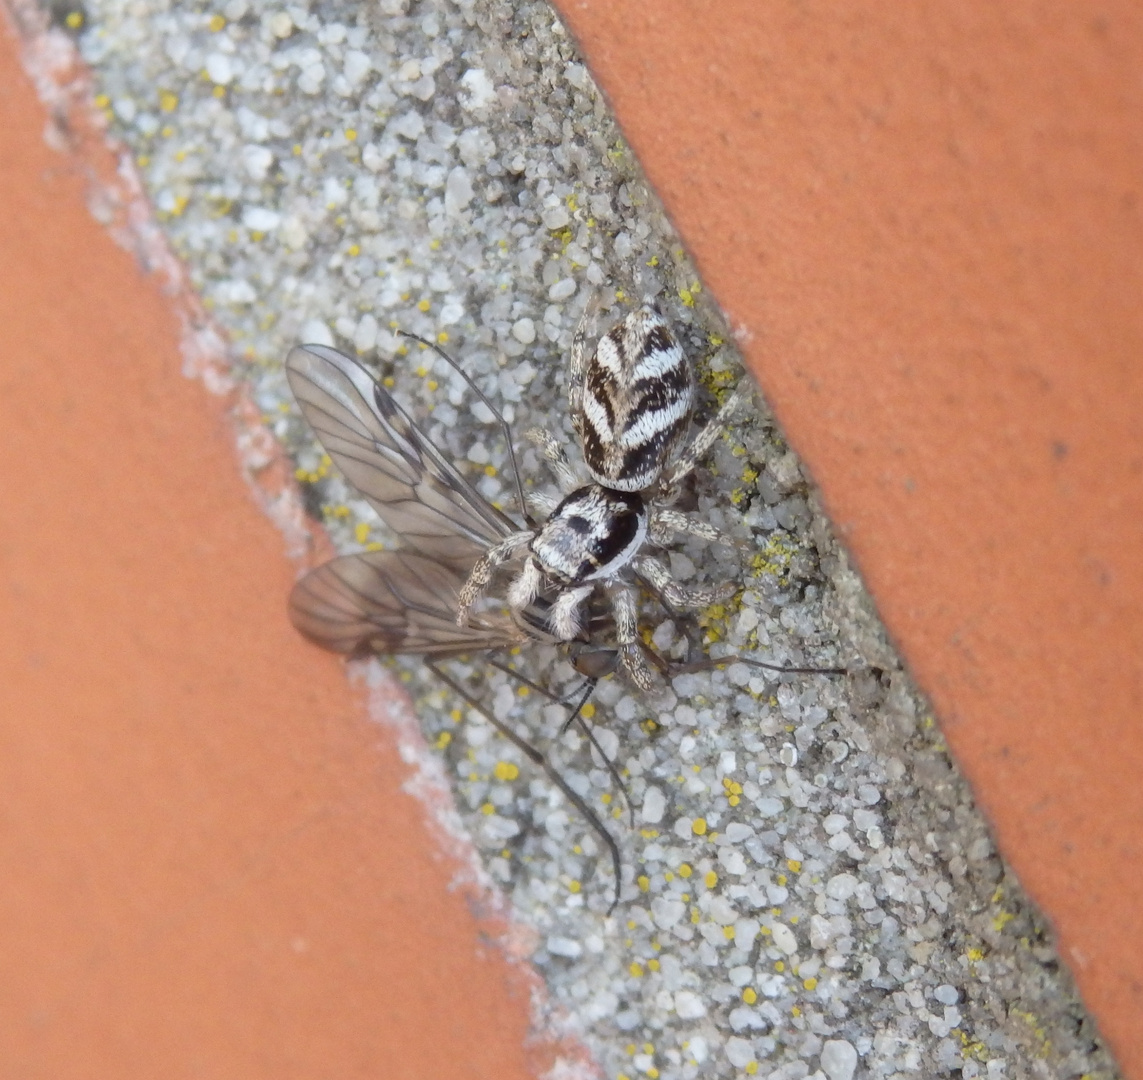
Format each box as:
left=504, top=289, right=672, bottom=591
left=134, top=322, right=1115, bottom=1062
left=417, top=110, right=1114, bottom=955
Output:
left=456, top=302, right=742, bottom=691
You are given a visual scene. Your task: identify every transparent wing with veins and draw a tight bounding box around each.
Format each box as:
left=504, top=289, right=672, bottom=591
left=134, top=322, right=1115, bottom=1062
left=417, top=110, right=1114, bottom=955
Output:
left=286, top=343, right=518, bottom=571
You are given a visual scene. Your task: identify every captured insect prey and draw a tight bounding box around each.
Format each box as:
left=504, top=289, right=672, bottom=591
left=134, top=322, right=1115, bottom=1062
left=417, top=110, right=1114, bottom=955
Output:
left=284, top=303, right=844, bottom=912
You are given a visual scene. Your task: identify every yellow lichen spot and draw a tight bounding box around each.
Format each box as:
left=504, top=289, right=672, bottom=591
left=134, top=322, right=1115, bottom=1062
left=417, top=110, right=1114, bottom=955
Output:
left=743, top=987, right=758, bottom=1004
left=208, top=13, right=226, bottom=31
left=159, top=90, right=179, bottom=113
left=760, top=925, right=772, bottom=936
left=600, top=792, right=612, bottom=805
left=690, top=907, right=701, bottom=924
left=663, top=871, right=674, bottom=882
left=992, top=910, right=1015, bottom=932
left=615, top=289, right=626, bottom=301
left=434, top=731, right=452, bottom=750
left=774, top=960, right=785, bottom=972
left=211, top=85, right=225, bottom=98
left=704, top=870, right=718, bottom=889
left=629, top=962, right=643, bottom=978
left=437, top=331, right=449, bottom=345
left=65, top=11, right=83, bottom=28
left=803, top=976, right=818, bottom=990
left=516, top=685, right=529, bottom=698
left=493, top=761, right=519, bottom=782
left=483, top=464, right=497, bottom=478
left=776, top=874, right=788, bottom=886
left=572, top=844, right=582, bottom=854
left=354, top=522, right=370, bottom=544
left=426, top=379, right=439, bottom=392
left=646, top=255, right=659, bottom=267
left=345, top=128, right=357, bottom=141
left=791, top=1006, right=801, bottom=1017
left=728, top=795, right=740, bottom=806
left=790, top=915, right=800, bottom=925
left=723, top=926, right=735, bottom=940
left=691, top=818, right=707, bottom=836
left=578, top=702, right=595, bottom=720
left=160, top=125, right=174, bottom=138
left=678, top=288, right=694, bottom=307
left=637, top=875, right=650, bottom=893
left=787, top=859, right=802, bottom=873
left=967, top=947, right=985, bottom=962
left=347, top=244, right=360, bottom=257
left=647, top=1069, right=659, bottom=1079
left=137, top=155, right=150, bottom=167
left=618, top=1074, right=632, bottom=1080
left=429, top=237, right=441, bottom=251
left=639, top=828, right=659, bottom=839
left=745, top=1062, right=759, bottom=1075
left=171, top=195, right=189, bottom=217
left=417, top=298, right=431, bottom=312
left=94, top=94, right=110, bottom=108
left=293, top=467, right=308, bottom=482
left=480, top=802, right=495, bottom=815
left=568, top=880, right=582, bottom=894
left=678, top=863, right=692, bottom=879
left=647, top=958, right=660, bottom=971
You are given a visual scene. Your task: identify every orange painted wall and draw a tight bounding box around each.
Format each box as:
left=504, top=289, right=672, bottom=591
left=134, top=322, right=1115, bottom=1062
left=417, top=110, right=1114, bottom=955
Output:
left=552, top=0, right=1143, bottom=1073
left=0, top=23, right=549, bottom=1079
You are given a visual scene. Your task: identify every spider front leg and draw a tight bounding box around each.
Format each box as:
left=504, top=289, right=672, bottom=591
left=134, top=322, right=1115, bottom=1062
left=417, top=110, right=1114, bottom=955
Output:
left=659, top=389, right=743, bottom=500
left=456, top=530, right=533, bottom=625
left=649, top=507, right=725, bottom=545
left=607, top=582, right=655, bottom=692
left=636, top=554, right=737, bottom=611
left=524, top=427, right=579, bottom=493
left=567, top=294, right=602, bottom=439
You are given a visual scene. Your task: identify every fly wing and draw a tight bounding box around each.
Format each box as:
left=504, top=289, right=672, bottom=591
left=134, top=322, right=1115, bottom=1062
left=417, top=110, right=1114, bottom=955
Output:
left=289, top=550, right=523, bottom=658
left=287, top=343, right=517, bottom=568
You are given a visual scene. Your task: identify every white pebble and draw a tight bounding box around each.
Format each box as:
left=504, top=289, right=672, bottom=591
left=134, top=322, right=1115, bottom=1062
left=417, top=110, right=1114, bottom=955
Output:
left=934, top=984, right=960, bottom=1005
left=825, top=873, right=858, bottom=901
left=459, top=68, right=496, bottom=110
left=542, top=205, right=570, bottom=230
left=268, top=10, right=292, bottom=36
left=724, top=822, right=754, bottom=843
left=548, top=278, right=576, bottom=301
left=242, top=206, right=280, bottom=232
left=241, top=145, right=274, bottom=181
left=725, top=1036, right=755, bottom=1068
left=353, top=314, right=378, bottom=352
left=651, top=897, right=686, bottom=930
left=299, top=319, right=334, bottom=348
left=511, top=318, right=536, bottom=344
left=445, top=166, right=474, bottom=215
left=546, top=936, right=582, bottom=959
left=674, top=990, right=706, bottom=1019
left=771, top=922, right=797, bottom=955
left=205, top=52, right=233, bottom=85
left=640, top=785, right=666, bottom=824
left=688, top=1036, right=709, bottom=1064
left=820, top=1039, right=858, bottom=1080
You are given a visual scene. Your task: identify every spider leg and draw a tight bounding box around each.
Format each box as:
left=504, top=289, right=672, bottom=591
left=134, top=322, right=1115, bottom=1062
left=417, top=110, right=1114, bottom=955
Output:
left=649, top=507, right=724, bottom=545
left=568, top=294, right=602, bottom=437
left=660, top=389, right=743, bottom=498
left=607, top=582, right=656, bottom=692
left=636, top=554, right=737, bottom=610
left=524, top=427, right=579, bottom=493
left=506, top=557, right=543, bottom=609
left=549, top=584, right=595, bottom=640
left=456, top=530, right=532, bottom=624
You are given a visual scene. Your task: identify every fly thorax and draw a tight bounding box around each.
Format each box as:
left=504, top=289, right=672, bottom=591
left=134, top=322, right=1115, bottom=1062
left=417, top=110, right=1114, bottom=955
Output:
left=532, top=485, right=647, bottom=585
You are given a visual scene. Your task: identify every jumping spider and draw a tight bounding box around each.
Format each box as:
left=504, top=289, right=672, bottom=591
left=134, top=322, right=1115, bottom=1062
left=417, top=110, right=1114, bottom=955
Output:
left=456, top=302, right=742, bottom=691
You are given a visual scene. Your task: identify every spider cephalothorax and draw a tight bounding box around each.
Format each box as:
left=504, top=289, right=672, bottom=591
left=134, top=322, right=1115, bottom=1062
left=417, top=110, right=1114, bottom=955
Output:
left=456, top=302, right=741, bottom=689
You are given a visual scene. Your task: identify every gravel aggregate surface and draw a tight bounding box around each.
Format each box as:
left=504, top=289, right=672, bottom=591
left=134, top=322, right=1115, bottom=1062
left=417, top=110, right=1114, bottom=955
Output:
left=17, top=0, right=1122, bottom=1075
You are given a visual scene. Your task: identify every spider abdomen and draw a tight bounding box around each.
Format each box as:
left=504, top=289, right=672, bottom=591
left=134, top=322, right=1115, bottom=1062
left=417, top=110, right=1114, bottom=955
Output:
left=532, top=486, right=648, bottom=585
left=578, top=307, right=694, bottom=492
